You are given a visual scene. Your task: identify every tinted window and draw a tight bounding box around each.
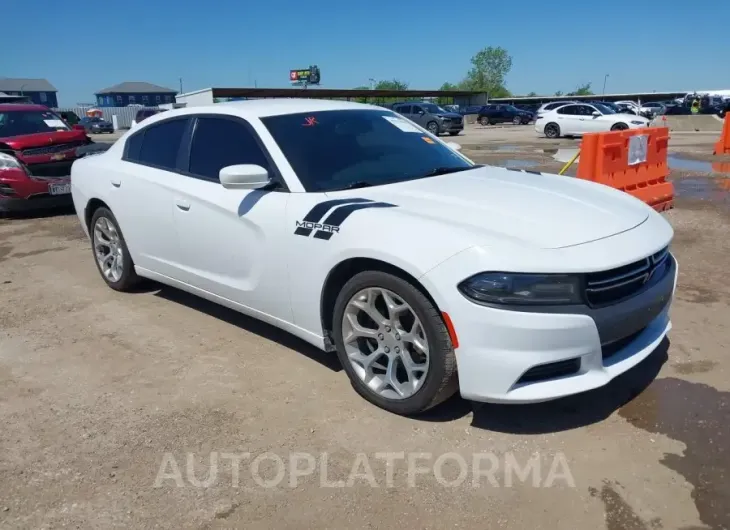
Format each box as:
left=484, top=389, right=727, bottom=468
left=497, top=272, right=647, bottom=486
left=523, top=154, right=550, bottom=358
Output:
left=188, top=117, right=270, bottom=181
left=397, top=105, right=412, bottom=114
left=135, top=119, right=188, bottom=169
left=125, top=130, right=145, bottom=160
left=557, top=105, right=578, bottom=115
left=0, top=109, right=70, bottom=136
left=546, top=102, right=565, bottom=110
left=576, top=105, right=596, bottom=116
left=412, top=106, right=423, bottom=114
left=262, top=109, right=472, bottom=192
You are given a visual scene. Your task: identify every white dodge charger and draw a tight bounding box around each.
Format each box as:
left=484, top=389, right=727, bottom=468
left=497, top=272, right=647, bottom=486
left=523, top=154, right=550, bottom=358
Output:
left=71, top=99, right=677, bottom=415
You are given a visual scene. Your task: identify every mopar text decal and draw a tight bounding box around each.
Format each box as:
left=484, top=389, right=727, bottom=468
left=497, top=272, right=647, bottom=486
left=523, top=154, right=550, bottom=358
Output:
left=295, top=199, right=397, bottom=240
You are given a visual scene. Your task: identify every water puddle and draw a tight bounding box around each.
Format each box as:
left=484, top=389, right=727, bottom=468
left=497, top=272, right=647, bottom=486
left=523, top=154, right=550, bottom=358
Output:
left=504, top=159, right=539, bottom=169
left=470, top=144, right=521, bottom=152
left=673, top=177, right=730, bottom=205
left=539, top=148, right=580, bottom=164
left=619, top=378, right=730, bottom=529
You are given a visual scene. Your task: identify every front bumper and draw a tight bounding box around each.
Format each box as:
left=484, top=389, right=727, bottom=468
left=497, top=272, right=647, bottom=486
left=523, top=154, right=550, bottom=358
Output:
left=440, top=121, right=464, bottom=133
left=0, top=193, right=73, bottom=213
left=426, top=254, right=677, bottom=404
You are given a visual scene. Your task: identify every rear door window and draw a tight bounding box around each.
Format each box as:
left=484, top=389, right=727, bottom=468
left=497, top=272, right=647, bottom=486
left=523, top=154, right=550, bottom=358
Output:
left=557, top=105, right=578, bottom=115
left=127, top=118, right=189, bottom=170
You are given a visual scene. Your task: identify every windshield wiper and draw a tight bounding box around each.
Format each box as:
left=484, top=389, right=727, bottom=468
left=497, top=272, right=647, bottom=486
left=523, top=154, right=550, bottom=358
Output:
left=420, top=166, right=471, bottom=178
left=336, top=180, right=375, bottom=190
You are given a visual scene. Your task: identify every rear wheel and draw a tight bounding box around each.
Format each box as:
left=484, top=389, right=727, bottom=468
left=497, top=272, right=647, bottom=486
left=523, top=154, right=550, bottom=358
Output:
left=90, top=207, right=140, bottom=291
left=611, top=122, right=629, bottom=131
left=332, top=271, right=458, bottom=415
left=544, top=123, right=561, bottom=138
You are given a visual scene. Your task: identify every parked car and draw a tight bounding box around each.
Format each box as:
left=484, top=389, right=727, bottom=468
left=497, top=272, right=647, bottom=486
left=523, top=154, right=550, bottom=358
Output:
left=80, top=116, right=114, bottom=134
left=391, top=102, right=464, bottom=136
left=459, top=105, right=484, bottom=116
left=536, top=102, right=650, bottom=138
left=71, top=99, right=676, bottom=415
left=0, top=104, right=91, bottom=212
left=642, top=102, right=666, bottom=115
left=131, top=108, right=165, bottom=128
left=536, top=101, right=578, bottom=116
left=477, top=104, right=533, bottom=125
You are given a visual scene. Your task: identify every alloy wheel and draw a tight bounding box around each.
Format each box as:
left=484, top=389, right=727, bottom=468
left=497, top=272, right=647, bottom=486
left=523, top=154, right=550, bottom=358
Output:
left=341, top=287, right=430, bottom=400
left=93, top=216, right=124, bottom=282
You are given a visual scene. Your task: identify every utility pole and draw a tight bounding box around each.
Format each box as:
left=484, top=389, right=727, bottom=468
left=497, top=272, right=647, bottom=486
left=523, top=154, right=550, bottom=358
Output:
left=179, top=77, right=183, bottom=94
left=602, top=74, right=609, bottom=98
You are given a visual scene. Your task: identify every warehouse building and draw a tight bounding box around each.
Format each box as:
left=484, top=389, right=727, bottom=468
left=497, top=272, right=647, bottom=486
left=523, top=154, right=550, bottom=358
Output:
left=0, top=78, right=58, bottom=107
left=95, top=82, right=177, bottom=107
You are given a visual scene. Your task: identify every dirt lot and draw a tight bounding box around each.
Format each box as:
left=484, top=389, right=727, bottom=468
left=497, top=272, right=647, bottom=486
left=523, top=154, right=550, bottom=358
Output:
left=1, top=126, right=729, bottom=530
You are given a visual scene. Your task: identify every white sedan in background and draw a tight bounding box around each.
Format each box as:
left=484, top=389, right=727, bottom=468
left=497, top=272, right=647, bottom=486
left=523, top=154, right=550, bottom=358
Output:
left=71, top=99, right=675, bottom=416
left=536, top=102, right=650, bottom=138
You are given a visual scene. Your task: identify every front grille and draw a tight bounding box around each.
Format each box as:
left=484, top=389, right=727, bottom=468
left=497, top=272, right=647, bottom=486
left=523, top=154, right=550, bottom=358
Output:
left=517, top=358, right=581, bottom=384
left=27, top=160, right=73, bottom=179
left=601, top=327, right=646, bottom=361
left=585, top=247, right=671, bottom=307
left=21, top=141, right=86, bottom=157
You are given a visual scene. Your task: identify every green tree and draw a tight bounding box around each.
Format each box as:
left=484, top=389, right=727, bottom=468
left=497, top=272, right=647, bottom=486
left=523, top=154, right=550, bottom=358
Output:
left=438, top=82, right=458, bottom=104
left=374, top=79, right=409, bottom=91
left=526, top=91, right=538, bottom=97
left=554, top=90, right=564, bottom=97
left=566, top=83, right=594, bottom=96
left=460, top=46, right=513, bottom=96
left=352, top=85, right=370, bottom=103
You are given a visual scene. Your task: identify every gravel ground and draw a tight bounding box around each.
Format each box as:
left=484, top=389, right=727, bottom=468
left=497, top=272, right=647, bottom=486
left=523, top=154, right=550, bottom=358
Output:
left=0, top=128, right=728, bottom=530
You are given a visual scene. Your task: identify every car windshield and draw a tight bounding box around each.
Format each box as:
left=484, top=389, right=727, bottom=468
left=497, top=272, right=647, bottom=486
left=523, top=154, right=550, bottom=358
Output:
left=262, top=109, right=474, bottom=192
left=593, top=103, right=616, bottom=115
left=422, top=104, right=448, bottom=114
left=0, top=109, right=71, bottom=137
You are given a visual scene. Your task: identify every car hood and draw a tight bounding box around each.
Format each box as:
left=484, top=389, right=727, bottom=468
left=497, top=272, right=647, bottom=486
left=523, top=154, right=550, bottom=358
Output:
left=437, top=112, right=463, bottom=119
left=329, top=166, right=650, bottom=250
left=0, top=129, right=88, bottom=150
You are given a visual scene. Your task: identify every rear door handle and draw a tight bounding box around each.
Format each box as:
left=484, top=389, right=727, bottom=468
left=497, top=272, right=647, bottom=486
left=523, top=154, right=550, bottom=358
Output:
left=175, top=199, right=191, bottom=211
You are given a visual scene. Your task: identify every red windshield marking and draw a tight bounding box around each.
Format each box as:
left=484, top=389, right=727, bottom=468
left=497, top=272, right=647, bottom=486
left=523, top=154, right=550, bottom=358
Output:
left=303, top=116, right=318, bottom=127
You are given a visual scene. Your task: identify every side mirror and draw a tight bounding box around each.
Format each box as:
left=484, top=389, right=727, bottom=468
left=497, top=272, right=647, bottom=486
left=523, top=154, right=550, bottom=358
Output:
left=219, top=164, right=271, bottom=190
left=72, top=124, right=86, bottom=131
left=592, top=111, right=601, bottom=117
left=446, top=141, right=462, bottom=151
left=417, top=110, right=425, bottom=115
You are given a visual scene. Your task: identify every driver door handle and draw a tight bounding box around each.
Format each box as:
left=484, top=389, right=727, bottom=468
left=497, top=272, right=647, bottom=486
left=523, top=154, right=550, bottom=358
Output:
left=175, top=199, right=191, bottom=211
left=111, top=178, right=121, bottom=188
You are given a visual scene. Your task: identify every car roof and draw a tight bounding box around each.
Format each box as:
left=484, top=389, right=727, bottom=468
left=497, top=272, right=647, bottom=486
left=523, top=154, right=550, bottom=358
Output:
left=0, top=103, right=50, bottom=112
left=148, top=98, right=384, bottom=122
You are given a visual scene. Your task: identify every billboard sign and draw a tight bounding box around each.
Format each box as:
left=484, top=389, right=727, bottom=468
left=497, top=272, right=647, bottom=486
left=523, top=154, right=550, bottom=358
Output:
left=289, top=65, right=321, bottom=86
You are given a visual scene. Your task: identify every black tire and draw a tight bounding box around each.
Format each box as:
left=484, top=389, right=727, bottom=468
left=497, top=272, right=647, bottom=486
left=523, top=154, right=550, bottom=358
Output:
left=611, top=122, right=629, bottom=131
left=332, top=271, right=458, bottom=415
left=448, top=131, right=460, bottom=136
left=426, top=121, right=439, bottom=135
left=479, top=116, right=490, bottom=126
left=89, top=207, right=140, bottom=292
left=512, top=115, right=521, bottom=125
left=544, top=122, right=561, bottom=138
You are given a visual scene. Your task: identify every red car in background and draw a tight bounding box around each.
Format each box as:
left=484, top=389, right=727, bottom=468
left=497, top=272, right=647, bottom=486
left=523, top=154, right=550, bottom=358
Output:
left=0, top=104, right=92, bottom=213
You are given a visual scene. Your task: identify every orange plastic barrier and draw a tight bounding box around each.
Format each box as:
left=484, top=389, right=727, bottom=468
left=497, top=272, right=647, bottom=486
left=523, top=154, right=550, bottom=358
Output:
left=714, top=114, right=730, bottom=155
left=577, top=127, right=674, bottom=212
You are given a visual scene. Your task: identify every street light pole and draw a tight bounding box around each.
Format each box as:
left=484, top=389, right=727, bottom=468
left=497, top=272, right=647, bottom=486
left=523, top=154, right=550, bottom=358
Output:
left=369, top=78, right=376, bottom=90
left=179, top=77, right=183, bottom=94
left=602, top=74, right=609, bottom=98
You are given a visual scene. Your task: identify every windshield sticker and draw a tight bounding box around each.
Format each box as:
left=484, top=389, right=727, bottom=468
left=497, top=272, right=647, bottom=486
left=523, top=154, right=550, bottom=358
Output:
left=421, top=136, right=435, bottom=144
left=382, top=116, right=422, bottom=133
left=43, top=119, right=66, bottom=128
left=303, top=116, right=318, bottom=127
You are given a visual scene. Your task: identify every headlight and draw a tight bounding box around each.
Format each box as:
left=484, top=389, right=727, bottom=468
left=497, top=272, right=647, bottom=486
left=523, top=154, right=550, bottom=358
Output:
left=458, top=272, right=582, bottom=305
left=0, top=152, right=22, bottom=171
left=630, top=120, right=646, bottom=125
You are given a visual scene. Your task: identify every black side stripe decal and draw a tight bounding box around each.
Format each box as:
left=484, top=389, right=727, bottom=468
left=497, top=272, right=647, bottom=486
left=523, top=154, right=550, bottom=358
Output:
left=313, top=202, right=396, bottom=240
left=294, top=198, right=373, bottom=236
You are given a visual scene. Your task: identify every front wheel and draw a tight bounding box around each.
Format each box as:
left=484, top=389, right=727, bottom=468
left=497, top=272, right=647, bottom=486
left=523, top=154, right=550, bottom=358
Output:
left=479, top=116, right=490, bottom=126
left=611, top=122, right=629, bottom=131
left=426, top=121, right=439, bottom=135
left=512, top=116, right=521, bottom=125
left=90, top=207, right=140, bottom=291
left=332, top=271, right=458, bottom=415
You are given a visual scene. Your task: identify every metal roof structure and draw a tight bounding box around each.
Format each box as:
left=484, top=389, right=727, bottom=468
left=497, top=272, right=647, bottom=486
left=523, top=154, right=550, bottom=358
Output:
left=0, top=78, right=57, bottom=92
left=491, top=91, right=689, bottom=104
left=96, top=82, right=177, bottom=94
left=211, top=87, right=485, bottom=99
